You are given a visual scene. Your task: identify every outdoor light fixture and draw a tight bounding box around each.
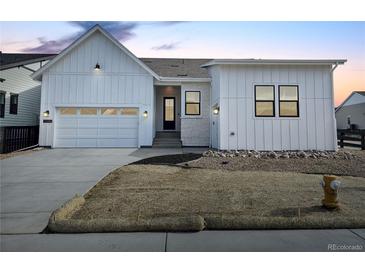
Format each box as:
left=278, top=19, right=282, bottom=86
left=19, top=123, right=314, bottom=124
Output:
left=143, top=111, right=148, bottom=117
left=43, top=110, right=50, bottom=117
left=94, top=62, right=101, bottom=70
left=213, top=106, right=220, bottom=115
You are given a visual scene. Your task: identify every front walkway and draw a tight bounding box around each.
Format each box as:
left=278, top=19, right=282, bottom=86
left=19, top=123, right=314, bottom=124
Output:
left=1, top=147, right=364, bottom=251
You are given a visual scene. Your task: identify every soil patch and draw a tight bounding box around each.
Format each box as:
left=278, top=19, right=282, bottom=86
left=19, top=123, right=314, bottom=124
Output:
left=47, top=164, right=365, bottom=232
left=131, top=153, right=202, bottom=165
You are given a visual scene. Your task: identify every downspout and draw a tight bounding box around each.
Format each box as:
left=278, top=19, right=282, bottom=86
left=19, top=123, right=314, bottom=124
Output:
left=331, top=62, right=339, bottom=151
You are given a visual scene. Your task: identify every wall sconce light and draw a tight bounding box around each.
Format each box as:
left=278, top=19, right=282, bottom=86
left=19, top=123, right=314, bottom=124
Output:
left=213, top=106, right=220, bottom=115
left=143, top=111, right=148, bottom=118
left=43, top=110, right=50, bottom=117
left=94, top=62, right=101, bottom=70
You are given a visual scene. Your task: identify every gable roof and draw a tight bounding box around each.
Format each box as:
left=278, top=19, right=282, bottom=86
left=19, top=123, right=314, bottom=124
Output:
left=201, top=59, right=347, bottom=67
left=335, top=91, right=365, bottom=112
left=31, top=25, right=159, bottom=81
left=0, top=53, right=56, bottom=71
left=141, top=58, right=211, bottom=78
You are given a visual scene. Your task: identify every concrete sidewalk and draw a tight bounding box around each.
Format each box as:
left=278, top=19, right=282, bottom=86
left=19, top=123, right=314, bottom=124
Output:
left=1, top=229, right=364, bottom=252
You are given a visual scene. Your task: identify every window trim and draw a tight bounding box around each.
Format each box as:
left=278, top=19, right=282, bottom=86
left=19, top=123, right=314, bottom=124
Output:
left=278, top=85, right=299, bottom=117
left=0, top=91, right=5, bottom=118
left=9, top=94, right=18, bottom=115
left=254, top=85, right=275, bottom=117
left=185, top=91, right=201, bottom=116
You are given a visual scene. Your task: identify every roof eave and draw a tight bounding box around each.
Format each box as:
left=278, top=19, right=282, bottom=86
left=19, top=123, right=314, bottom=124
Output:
left=0, top=55, right=56, bottom=71
left=201, top=59, right=347, bottom=67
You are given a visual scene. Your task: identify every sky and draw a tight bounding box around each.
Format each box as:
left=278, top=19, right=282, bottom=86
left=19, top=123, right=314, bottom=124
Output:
left=1, top=21, right=364, bottom=106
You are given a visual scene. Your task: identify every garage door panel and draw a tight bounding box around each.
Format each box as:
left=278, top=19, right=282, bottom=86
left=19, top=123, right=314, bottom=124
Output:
left=57, top=118, right=78, bottom=128
left=118, top=128, right=138, bottom=138
left=77, top=139, right=98, bottom=147
left=78, top=128, right=98, bottom=138
left=57, top=128, right=78, bottom=138
left=56, top=139, right=78, bottom=147
left=97, top=138, right=137, bottom=147
left=77, top=117, right=99, bottom=128
left=98, top=128, right=120, bottom=138
left=118, top=118, right=139, bottom=128
left=55, top=107, right=139, bottom=148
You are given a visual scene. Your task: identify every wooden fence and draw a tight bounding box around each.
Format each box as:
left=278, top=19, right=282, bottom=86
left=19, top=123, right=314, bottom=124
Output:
left=337, top=129, right=365, bottom=150
left=1, top=126, right=39, bottom=153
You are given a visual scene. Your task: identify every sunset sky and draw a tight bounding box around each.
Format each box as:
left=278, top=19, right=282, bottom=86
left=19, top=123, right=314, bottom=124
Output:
left=1, top=21, right=364, bottom=106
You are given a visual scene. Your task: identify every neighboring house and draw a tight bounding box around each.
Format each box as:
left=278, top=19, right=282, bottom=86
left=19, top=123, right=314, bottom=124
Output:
left=335, top=91, right=365, bottom=129
left=0, top=53, right=56, bottom=152
left=32, top=25, right=346, bottom=151
left=0, top=53, right=55, bottom=126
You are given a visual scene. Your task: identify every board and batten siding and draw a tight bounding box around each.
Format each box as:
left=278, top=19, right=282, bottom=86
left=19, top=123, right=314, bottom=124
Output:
left=39, top=31, right=154, bottom=147
left=0, top=63, right=44, bottom=127
left=210, top=64, right=336, bottom=151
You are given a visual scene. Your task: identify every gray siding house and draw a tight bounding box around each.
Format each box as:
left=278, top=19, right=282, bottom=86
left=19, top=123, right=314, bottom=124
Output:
left=0, top=53, right=55, bottom=152
left=32, top=25, right=346, bottom=151
left=335, top=91, right=365, bottom=129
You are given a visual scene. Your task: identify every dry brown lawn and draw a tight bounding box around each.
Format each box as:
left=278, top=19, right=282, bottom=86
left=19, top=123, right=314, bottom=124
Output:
left=54, top=164, right=365, bottom=232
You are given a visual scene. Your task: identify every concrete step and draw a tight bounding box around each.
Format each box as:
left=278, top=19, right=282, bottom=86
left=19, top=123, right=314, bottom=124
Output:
left=153, top=138, right=182, bottom=143
left=155, top=131, right=181, bottom=139
left=152, top=143, right=182, bottom=148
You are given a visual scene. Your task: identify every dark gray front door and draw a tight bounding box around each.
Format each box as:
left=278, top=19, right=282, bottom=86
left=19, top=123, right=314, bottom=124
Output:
left=163, top=97, right=175, bottom=130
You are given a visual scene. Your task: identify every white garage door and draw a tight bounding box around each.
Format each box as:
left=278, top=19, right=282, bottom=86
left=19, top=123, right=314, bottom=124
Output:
left=55, top=107, right=139, bottom=147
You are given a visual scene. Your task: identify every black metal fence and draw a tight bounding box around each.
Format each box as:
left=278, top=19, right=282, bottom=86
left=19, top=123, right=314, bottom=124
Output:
left=1, top=126, right=39, bottom=153
left=337, top=129, right=365, bottom=150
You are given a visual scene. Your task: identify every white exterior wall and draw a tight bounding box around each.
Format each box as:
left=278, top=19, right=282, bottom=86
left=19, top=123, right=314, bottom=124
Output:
left=180, top=82, right=211, bottom=146
left=39, top=31, right=154, bottom=147
left=210, top=64, right=336, bottom=151
left=0, top=63, right=44, bottom=127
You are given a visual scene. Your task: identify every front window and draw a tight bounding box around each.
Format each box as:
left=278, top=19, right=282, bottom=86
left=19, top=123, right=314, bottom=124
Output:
left=279, top=86, right=299, bottom=117
left=0, top=92, right=5, bottom=118
left=185, top=91, right=200, bottom=115
left=255, top=85, right=275, bottom=117
left=9, top=94, right=18, bottom=115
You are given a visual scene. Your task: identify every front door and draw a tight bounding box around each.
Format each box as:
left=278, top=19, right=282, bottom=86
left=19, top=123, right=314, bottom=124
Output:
left=163, top=97, right=175, bottom=130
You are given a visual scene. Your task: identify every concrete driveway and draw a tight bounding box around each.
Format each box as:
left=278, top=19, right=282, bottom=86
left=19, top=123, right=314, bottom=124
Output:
left=0, top=147, right=204, bottom=234
left=1, top=148, right=144, bottom=234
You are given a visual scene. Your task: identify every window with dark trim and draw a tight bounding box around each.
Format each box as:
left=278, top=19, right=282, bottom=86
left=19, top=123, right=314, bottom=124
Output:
left=0, top=92, right=5, bottom=118
left=9, top=94, right=18, bottom=115
left=279, top=85, right=299, bottom=117
left=255, top=85, right=275, bottom=117
left=185, top=91, right=201, bottom=115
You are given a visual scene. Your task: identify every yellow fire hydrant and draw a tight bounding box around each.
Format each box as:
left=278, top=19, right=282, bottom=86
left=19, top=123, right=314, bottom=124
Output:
left=320, top=175, right=341, bottom=209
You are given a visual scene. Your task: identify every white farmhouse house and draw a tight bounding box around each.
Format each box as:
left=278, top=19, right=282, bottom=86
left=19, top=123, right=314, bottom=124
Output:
left=32, top=25, right=346, bottom=151
left=335, top=91, right=365, bottom=130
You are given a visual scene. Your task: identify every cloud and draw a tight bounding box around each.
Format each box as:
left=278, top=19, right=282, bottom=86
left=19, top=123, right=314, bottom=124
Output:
left=22, top=21, right=139, bottom=53
left=152, top=42, right=180, bottom=51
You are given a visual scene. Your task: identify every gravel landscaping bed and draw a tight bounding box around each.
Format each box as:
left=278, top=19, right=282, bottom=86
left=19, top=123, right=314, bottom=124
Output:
left=47, top=164, right=365, bottom=232
left=186, top=149, right=365, bottom=177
